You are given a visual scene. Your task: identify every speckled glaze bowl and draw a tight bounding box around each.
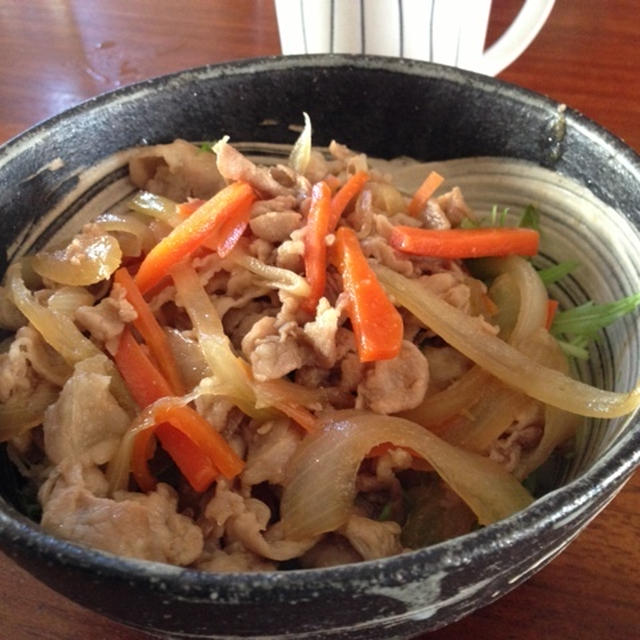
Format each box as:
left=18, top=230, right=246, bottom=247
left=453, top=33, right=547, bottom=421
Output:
left=1, top=55, right=639, bottom=639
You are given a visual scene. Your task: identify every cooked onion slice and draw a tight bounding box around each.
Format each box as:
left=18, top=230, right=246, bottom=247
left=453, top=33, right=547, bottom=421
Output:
left=93, top=212, right=155, bottom=256
left=289, top=111, right=312, bottom=174
left=232, top=253, right=310, bottom=297
left=475, top=256, right=548, bottom=343
left=8, top=262, right=100, bottom=364
left=128, top=190, right=180, bottom=226
left=375, top=264, right=640, bottom=418
left=32, top=232, right=121, bottom=286
left=280, top=411, right=533, bottom=539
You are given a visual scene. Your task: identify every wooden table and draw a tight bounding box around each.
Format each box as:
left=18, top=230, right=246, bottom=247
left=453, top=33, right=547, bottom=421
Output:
left=0, top=1, right=638, bottom=638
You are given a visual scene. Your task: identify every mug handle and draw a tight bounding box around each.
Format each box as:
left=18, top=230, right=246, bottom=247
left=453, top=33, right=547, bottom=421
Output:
left=477, top=0, right=556, bottom=76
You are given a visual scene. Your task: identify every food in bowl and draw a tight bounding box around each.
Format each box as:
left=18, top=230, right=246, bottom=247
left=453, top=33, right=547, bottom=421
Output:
left=1, top=117, right=638, bottom=572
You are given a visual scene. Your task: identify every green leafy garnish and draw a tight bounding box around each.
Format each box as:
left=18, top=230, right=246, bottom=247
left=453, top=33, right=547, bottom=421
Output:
left=537, top=260, right=580, bottom=285
left=550, top=293, right=640, bottom=359
left=550, top=293, right=640, bottom=338
left=518, top=204, right=540, bottom=231
left=198, top=141, right=214, bottom=153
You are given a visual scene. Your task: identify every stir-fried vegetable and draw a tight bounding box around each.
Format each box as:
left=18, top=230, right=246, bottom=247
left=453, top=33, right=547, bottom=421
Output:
left=390, top=226, right=540, bottom=259
left=375, top=263, right=640, bottom=418
left=134, top=181, right=256, bottom=293
left=329, top=171, right=369, bottom=231
left=301, top=181, right=332, bottom=314
left=281, top=412, right=533, bottom=539
left=114, top=326, right=242, bottom=492
left=32, top=233, right=122, bottom=286
left=332, top=226, right=403, bottom=362
left=408, top=171, right=444, bottom=217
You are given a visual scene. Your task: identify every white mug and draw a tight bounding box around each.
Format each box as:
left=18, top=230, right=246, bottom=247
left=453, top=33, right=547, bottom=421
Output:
left=275, top=0, right=555, bottom=76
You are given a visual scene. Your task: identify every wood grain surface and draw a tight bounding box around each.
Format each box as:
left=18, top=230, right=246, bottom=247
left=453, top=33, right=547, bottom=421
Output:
left=0, top=1, right=638, bottom=638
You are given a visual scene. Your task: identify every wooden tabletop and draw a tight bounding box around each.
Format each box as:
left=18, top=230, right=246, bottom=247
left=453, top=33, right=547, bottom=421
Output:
left=0, top=1, right=638, bottom=638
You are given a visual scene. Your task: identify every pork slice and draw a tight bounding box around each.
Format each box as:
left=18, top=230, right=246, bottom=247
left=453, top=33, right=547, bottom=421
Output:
left=43, top=355, right=130, bottom=466
left=302, top=297, right=342, bottom=367
left=357, top=341, right=429, bottom=414
left=242, top=419, right=303, bottom=487
left=249, top=211, right=303, bottom=243
left=196, top=545, right=276, bottom=572
left=41, top=480, right=203, bottom=565
left=74, top=282, right=137, bottom=355
left=339, top=515, right=403, bottom=560
left=241, top=316, right=310, bottom=382
left=215, top=140, right=290, bottom=197
left=0, top=326, right=39, bottom=402
left=129, top=138, right=224, bottom=202
left=436, top=186, right=474, bottom=227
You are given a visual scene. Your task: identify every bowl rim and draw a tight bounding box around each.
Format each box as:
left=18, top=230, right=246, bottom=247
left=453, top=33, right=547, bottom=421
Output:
left=1, top=53, right=639, bottom=601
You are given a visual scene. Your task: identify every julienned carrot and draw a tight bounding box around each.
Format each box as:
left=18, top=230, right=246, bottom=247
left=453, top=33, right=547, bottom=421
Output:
left=408, top=171, right=444, bottom=217
left=546, top=299, right=559, bottom=330
left=332, top=226, right=403, bottom=362
left=155, top=423, right=218, bottom=492
left=114, top=327, right=173, bottom=408
left=154, top=405, right=244, bottom=479
left=329, top=171, right=369, bottom=231
left=134, top=181, right=256, bottom=293
left=301, top=181, right=332, bottom=314
left=114, top=327, right=222, bottom=492
left=389, top=226, right=540, bottom=258
left=176, top=198, right=206, bottom=219
left=114, top=267, right=185, bottom=396
left=114, top=326, right=243, bottom=492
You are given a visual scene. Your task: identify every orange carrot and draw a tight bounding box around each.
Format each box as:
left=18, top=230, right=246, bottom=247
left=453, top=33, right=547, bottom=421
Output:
left=114, top=327, right=173, bottom=408
left=408, top=171, right=444, bottom=217
left=153, top=405, right=244, bottom=479
left=301, top=181, right=332, bottom=314
left=176, top=198, right=206, bottom=219
left=134, top=181, right=256, bottom=293
left=546, top=299, right=559, bottom=330
left=389, top=226, right=540, bottom=258
left=329, top=171, right=369, bottom=231
left=332, top=226, right=403, bottom=362
left=155, top=423, right=218, bottom=492
left=131, top=427, right=157, bottom=492
left=114, top=325, right=242, bottom=492
left=114, top=267, right=185, bottom=396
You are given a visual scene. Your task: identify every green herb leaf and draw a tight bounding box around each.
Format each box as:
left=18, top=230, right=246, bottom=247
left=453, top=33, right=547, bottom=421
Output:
left=518, top=204, right=540, bottom=231
left=198, top=141, right=214, bottom=153
left=537, top=260, right=580, bottom=285
left=550, top=293, right=640, bottom=339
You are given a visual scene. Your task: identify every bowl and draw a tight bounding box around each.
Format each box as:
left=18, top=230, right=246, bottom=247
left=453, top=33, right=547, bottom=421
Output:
left=1, top=55, right=639, bottom=639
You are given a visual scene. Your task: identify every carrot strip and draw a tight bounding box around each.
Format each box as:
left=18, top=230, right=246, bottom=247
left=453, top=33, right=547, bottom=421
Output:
left=114, top=267, right=185, bottom=396
left=329, top=171, right=369, bottom=231
left=114, top=327, right=173, bottom=407
left=301, top=181, right=332, bottom=314
left=155, top=423, right=218, bottom=492
left=389, top=226, right=540, bottom=258
left=408, top=171, right=444, bottom=217
left=154, top=405, right=244, bottom=479
left=134, top=181, right=256, bottom=293
left=131, top=427, right=157, bottom=492
left=332, top=226, right=403, bottom=362
left=114, top=326, right=241, bottom=492
left=546, top=299, right=559, bottom=330
left=176, top=198, right=206, bottom=219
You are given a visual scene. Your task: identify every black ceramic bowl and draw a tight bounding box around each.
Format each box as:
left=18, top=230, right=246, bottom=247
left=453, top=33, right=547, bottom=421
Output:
left=1, top=55, right=639, bottom=639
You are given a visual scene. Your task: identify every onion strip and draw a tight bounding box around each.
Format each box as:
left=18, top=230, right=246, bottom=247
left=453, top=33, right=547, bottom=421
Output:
left=231, top=253, right=310, bottom=297
left=7, top=262, right=136, bottom=416
left=280, top=411, right=533, bottom=539
left=374, top=263, right=640, bottom=418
